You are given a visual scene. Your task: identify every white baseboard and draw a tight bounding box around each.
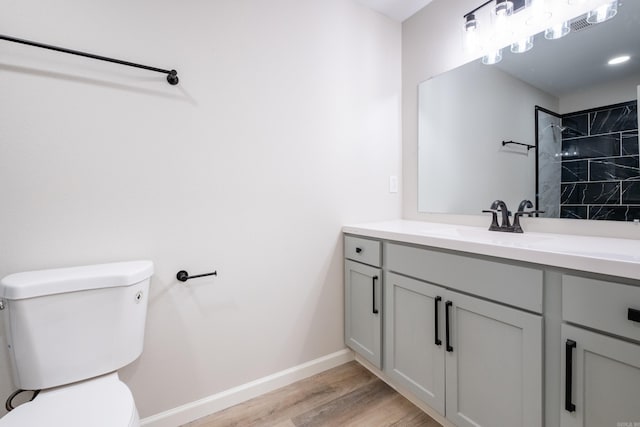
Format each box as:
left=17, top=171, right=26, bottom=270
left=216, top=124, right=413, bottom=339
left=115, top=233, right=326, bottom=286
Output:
left=140, top=349, right=354, bottom=427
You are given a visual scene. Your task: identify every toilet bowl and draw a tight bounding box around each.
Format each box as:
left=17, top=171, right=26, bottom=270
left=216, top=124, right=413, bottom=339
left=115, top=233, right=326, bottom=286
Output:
left=0, top=261, right=153, bottom=427
left=0, top=373, right=139, bottom=427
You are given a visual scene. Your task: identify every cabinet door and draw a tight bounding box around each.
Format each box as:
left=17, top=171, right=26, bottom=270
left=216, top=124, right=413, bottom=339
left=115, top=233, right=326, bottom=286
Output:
left=445, top=290, right=543, bottom=427
left=344, top=259, right=382, bottom=368
left=384, top=273, right=446, bottom=415
left=561, top=324, right=640, bottom=427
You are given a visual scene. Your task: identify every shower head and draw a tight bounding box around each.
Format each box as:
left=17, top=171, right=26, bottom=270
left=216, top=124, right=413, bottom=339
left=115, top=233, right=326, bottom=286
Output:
left=542, top=123, right=567, bottom=132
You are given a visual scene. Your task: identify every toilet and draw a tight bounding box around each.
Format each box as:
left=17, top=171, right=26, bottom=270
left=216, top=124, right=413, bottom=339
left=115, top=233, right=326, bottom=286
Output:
left=0, top=260, right=154, bottom=426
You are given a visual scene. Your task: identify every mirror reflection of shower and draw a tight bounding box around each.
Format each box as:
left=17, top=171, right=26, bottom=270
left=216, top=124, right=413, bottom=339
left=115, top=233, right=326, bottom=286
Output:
left=541, top=123, right=571, bottom=148
left=542, top=123, right=567, bottom=133
left=537, top=108, right=563, bottom=218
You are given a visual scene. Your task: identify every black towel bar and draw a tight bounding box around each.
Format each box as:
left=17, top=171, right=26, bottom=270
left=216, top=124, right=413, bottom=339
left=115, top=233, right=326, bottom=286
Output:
left=0, top=34, right=179, bottom=85
left=176, top=270, right=217, bottom=282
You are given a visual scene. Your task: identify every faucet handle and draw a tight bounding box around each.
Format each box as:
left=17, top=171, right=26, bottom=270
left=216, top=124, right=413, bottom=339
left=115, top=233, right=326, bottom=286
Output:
left=512, top=209, right=546, bottom=233
left=517, top=199, right=533, bottom=212
left=482, top=209, right=501, bottom=231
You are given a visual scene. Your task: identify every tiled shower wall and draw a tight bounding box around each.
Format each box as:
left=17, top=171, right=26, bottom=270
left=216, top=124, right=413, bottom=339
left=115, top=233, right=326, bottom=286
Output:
left=560, top=100, right=640, bottom=221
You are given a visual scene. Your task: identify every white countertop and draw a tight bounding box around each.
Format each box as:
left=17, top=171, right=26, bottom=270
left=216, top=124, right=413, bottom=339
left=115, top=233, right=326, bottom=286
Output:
left=343, top=220, right=640, bottom=280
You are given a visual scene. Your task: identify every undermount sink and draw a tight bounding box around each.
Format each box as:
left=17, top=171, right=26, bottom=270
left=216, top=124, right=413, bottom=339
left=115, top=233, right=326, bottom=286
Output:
left=526, top=236, right=640, bottom=263
left=418, top=224, right=555, bottom=247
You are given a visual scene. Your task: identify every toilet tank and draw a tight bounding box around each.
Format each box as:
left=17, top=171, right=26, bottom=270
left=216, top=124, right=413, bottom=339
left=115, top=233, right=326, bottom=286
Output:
left=0, top=261, right=153, bottom=390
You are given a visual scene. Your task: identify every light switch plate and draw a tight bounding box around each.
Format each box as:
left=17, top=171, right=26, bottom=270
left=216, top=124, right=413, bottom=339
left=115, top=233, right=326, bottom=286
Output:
left=389, top=175, right=398, bottom=193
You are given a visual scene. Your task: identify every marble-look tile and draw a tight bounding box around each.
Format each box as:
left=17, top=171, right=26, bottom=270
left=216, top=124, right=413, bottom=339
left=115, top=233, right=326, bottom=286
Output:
left=561, top=134, right=620, bottom=160
left=622, top=180, right=640, bottom=204
left=590, top=102, right=637, bottom=135
left=562, top=114, right=588, bottom=138
left=561, top=160, right=588, bottom=182
left=561, top=182, right=620, bottom=205
left=555, top=101, right=638, bottom=221
left=588, top=206, right=640, bottom=221
left=590, top=156, right=640, bottom=181
left=560, top=205, right=587, bottom=219
left=622, top=131, right=639, bottom=155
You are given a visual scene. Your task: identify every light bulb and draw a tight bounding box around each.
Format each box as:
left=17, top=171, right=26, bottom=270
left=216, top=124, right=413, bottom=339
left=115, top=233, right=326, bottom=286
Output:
left=608, top=55, right=630, bottom=65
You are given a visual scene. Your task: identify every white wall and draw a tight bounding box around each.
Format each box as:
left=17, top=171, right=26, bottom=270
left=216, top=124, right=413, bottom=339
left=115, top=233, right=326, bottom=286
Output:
left=559, top=72, right=640, bottom=114
left=403, top=0, right=640, bottom=238
left=0, top=0, right=401, bottom=419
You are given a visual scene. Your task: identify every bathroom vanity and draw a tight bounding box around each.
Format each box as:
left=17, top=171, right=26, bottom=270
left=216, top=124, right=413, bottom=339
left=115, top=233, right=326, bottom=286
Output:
left=343, top=220, right=640, bottom=427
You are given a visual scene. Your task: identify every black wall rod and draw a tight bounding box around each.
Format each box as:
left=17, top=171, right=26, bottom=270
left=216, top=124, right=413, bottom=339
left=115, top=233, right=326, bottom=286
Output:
left=502, top=140, right=536, bottom=150
left=0, top=34, right=179, bottom=85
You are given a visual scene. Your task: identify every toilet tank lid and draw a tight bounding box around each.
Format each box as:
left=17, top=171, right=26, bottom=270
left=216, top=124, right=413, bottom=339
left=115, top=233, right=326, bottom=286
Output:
left=0, top=261, right=154, bottom=300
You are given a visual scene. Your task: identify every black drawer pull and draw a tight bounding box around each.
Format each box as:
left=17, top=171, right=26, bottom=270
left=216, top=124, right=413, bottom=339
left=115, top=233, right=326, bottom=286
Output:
left=434, top=296, right=442, bottom=346
left=372, top=276, right=379, bottom=314
left=355, top=247, right=363, bottom=254
left=445, top=301, right=453, bottom=352
left=628, top=308, right=640, bottom=323
left=565, top=339, right=576, bottom=412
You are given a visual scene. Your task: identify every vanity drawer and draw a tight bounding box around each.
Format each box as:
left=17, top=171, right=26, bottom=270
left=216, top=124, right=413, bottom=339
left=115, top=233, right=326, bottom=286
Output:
left=344, top=235, right=381, bottom=267
left=563, top=275, right=640, bottom=342
left=386, top=243, right=543, bottom=313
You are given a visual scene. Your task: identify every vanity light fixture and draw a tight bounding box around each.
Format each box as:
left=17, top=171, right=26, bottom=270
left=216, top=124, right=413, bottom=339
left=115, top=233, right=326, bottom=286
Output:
left=463, top=0, right=622, bottom=64
left=465, top=13, right=478, bottom=31
left=511, top=36, right=534, bottom=53
left=587, top=0, right=618, bottom=23
left=482, top=49, right=503, bottom=64
left=545, top=21, right=571, bottom=39
left=494, top=0, right=514, bottom=17
left=608, top=55, right=630, bottom=65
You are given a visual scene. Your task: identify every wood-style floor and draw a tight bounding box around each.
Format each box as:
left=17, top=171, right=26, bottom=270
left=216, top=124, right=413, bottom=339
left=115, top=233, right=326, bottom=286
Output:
left=183, top=361, right=440, bottom=427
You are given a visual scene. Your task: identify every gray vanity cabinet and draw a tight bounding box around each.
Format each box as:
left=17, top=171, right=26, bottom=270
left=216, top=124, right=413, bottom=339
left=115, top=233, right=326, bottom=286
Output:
left=385, top=272, right=543, bottom=427
left=344, top=236, right=382, bottom=369
left=384, top=273, right=446, bottom=413
left=560, top=324, right=640, bottom=427
left=560, top=275, right=640, bottom=427
left=444, top=288, right=543, bottom=427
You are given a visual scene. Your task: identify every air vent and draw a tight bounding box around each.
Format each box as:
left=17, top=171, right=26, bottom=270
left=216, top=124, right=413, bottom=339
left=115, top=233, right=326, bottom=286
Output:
left=571, top=17, right=593, bottom=32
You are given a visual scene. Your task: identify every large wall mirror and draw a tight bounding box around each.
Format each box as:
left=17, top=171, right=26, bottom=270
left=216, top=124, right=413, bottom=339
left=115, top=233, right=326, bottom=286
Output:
left=418, top=1, right=640, bottom=221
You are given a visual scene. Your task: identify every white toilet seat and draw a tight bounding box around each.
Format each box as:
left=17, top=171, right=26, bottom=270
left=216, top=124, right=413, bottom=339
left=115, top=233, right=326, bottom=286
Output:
left=0, top=373, right=139, bottom=427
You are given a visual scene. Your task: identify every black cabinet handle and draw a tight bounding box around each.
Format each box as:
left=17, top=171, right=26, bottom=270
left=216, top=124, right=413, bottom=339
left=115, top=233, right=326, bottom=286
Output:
left=372, top=276, right=379, bottom=314
left=355, top=247, right=363, bottom=254
left=435, top=296, right=442, bottom=346
left=445, top=301, right=453, bottom=352
left=628, top=308, right=640, bottom=323
left=565, top=339, right=576, bottom=412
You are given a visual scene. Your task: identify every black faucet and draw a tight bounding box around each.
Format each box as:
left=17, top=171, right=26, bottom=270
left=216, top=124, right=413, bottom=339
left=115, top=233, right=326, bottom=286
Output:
left=482, top=200, right=512, bottom=231
left=512, top=199, right=545, bottom=233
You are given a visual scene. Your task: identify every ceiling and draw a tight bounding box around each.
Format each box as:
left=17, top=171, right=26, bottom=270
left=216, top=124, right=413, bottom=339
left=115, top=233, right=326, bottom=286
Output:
left=356, top=0, right=434, bottom=21
left=496, top=0, right=640, bottom=96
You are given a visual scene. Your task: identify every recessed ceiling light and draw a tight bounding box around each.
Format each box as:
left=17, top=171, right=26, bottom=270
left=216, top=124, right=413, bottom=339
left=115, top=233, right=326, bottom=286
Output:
left=608, top=55, right=631, bottom=65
